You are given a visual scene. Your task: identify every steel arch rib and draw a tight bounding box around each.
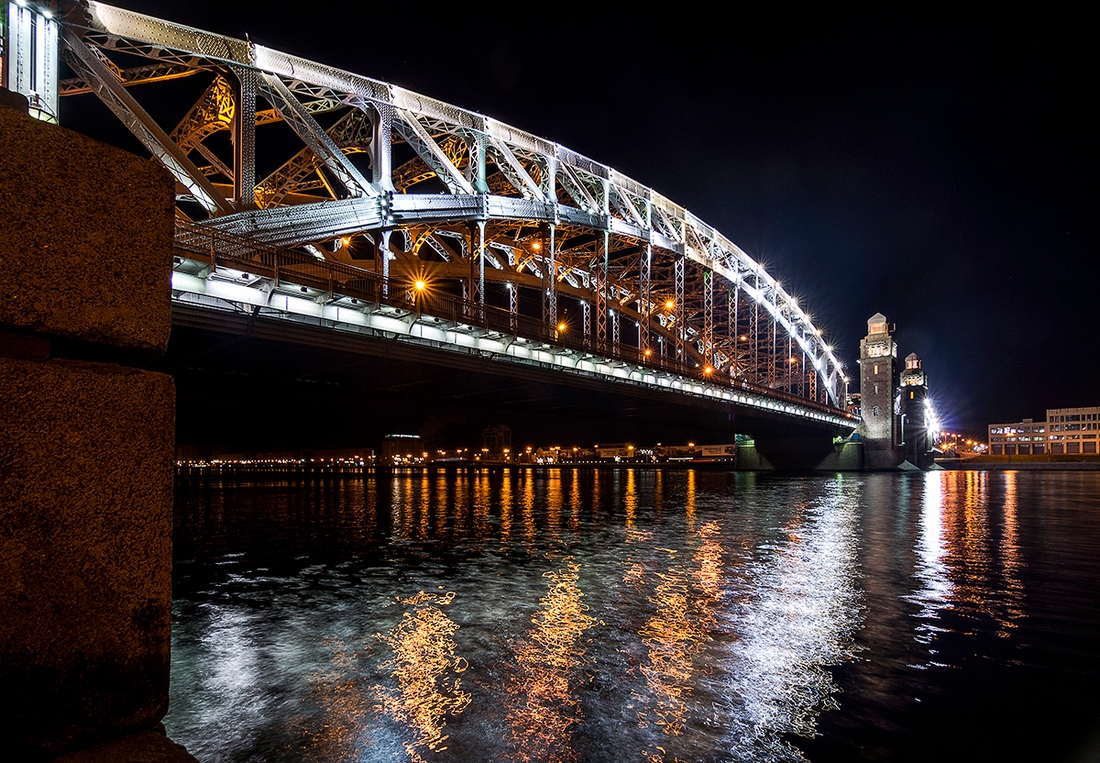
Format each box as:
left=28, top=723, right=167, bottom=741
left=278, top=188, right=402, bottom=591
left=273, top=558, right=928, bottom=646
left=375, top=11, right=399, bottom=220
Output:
left=71, top=1, right=848, bottom=408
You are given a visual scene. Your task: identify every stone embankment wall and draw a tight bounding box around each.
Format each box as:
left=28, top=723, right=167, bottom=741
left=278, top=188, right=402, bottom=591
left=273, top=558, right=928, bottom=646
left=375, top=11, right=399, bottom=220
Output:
left=0, top=92, right=195, bottom=761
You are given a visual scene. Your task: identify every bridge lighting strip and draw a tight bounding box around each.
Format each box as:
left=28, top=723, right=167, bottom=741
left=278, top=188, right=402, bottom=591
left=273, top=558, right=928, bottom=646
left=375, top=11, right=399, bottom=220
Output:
left=171, top=266, right=856, bottom=430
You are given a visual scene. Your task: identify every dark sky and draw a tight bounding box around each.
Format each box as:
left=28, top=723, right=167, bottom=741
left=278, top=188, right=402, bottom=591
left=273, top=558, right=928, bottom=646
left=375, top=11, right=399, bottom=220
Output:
left=103, top=2, right=1095, bottom=433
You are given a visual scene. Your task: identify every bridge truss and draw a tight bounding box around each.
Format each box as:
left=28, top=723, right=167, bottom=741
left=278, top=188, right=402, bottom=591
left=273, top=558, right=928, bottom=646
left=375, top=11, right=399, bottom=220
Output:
left=5, top=1, right=852, bottom=420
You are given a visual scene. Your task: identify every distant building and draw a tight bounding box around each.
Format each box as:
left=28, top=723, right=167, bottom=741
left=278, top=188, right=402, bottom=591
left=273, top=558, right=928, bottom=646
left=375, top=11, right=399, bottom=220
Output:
left=991, top=406, right=1100, bottom=456
left=988, top=418, right=1046, bottom=455
left=380, top=434, right=423, bottom=465
left=900, top=353, right=933, bottom=468
left=482, top=424, right=512, bottom=460
left=1047, top=406, right=1100, bottom=455
left=859, top=313, right=902, bottom=469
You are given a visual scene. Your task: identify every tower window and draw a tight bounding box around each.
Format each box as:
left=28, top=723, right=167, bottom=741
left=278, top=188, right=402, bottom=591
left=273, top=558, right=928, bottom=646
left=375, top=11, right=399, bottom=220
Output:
left=910, top=391, right=914, bottom=399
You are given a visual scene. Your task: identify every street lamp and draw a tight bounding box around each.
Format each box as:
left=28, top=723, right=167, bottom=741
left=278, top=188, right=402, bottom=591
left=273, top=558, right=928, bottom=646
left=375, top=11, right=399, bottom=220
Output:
left=412, top=278, right=427, bottom=316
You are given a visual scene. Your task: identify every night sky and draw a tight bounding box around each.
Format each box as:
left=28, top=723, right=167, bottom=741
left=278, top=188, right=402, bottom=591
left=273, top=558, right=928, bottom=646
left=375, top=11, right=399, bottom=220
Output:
left=93, top=3, right=1095, bottom=434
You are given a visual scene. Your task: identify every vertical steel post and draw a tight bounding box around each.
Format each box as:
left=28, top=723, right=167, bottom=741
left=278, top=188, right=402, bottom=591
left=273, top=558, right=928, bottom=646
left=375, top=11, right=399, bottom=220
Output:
left=703, top=269, right=713, bottom=368
left=640, top=243, right=652, bottom=353
left=476, top=220, right=486, bottom=309
left=751, top=286, right=759, bottom=383
left=230, top=65, right=257, bottom=209
left=770, top=302, right=777, bottom=388
left=731, top=280, right=740, bottom=379
left=787, top=333, right=793, bottom=391
left=369, top=101, right=395, bottom=192
left=547, top=224, right=557, bottom=327
left=380, top=230, right=391, bottom=298
left=673, top=255, right=685, bottom=361
left=507, top=284, right=517, bottom=333
left=595, top=230, right=608, bottom=351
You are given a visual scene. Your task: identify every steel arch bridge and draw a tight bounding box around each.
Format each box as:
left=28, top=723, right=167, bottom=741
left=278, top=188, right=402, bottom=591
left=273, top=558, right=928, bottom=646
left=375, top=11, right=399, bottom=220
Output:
left=5, top=1, right=854, bottom=432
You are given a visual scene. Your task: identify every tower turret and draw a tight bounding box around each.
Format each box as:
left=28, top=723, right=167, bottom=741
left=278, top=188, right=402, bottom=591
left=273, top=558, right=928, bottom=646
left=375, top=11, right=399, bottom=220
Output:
left=900, top=353, right=932, bottom=467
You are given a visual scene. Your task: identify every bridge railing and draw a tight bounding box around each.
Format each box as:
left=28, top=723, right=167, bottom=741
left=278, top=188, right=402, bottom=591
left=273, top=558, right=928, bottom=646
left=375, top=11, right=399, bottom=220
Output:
left=174, top=221, right=847, bottom=418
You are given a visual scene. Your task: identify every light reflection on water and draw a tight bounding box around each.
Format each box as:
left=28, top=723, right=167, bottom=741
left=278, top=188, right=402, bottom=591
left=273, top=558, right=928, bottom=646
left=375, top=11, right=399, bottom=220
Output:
left=168, top=470, right=1100, bottom=762
left=505, top=560, right=597, bottom=763
left=377, top=589, right=470, bottom=763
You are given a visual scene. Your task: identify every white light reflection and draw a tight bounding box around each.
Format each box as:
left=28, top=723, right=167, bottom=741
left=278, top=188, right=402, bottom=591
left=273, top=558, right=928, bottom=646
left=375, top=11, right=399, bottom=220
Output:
left=169, top=604, right=270, bottom=760
left=719, top=479, right=862, bottom=762
left=908, top=472, right=954, bottom=644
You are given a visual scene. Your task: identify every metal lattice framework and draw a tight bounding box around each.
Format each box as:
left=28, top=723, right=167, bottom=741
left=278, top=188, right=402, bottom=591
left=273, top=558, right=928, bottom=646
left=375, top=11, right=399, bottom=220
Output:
left=5, top=0, right=852, bottom=416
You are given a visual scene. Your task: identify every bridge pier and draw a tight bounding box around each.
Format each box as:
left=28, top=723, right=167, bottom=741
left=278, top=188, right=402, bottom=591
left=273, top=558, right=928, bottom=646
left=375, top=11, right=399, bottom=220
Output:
left=745, top=433, right=863, bottom=472
left=0, top=95, right=194, bottom=761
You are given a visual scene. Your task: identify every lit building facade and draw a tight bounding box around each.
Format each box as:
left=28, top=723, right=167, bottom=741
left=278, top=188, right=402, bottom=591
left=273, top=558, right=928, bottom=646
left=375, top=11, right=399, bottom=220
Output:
left=988, top=418, right=1047, bottom=455
left=1046, top=406, right=1100, bottom=455
left=988, top=405, right=1100, bottom=455
left=859, top=313, right=902, bottom=469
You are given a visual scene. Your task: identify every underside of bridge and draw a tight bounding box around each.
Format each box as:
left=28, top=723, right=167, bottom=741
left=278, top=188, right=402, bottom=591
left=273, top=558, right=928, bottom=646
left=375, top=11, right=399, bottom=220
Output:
left=160, top=304, right=849, bottom=468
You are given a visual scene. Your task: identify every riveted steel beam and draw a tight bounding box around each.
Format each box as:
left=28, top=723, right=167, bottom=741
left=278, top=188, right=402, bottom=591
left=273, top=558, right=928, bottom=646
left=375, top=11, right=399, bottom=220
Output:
left=61, top=27, right=232, bottom=214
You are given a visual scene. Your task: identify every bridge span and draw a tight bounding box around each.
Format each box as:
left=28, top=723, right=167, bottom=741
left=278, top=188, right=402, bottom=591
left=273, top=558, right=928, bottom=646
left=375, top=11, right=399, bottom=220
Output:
left=6, top=1, right=859, bottom=462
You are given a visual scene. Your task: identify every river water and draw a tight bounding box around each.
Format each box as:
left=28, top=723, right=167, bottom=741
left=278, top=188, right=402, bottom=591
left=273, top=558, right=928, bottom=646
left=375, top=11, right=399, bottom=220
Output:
left=166, top=469, right=1100, bottom=762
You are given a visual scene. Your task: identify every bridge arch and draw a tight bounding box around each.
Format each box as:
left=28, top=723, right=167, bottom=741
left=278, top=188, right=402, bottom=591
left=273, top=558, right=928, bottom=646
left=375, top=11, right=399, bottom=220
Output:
left=28, top=1, right=850, bottom=412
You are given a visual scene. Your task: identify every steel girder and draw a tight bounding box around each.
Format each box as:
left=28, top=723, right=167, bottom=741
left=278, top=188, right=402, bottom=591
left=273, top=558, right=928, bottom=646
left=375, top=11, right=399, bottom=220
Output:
left=37, top=0, right=848, bottom=408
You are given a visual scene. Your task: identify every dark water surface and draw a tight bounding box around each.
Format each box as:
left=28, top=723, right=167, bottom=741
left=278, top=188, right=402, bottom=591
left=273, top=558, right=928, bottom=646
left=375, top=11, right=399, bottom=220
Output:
left=166, top=470, right=1100, bottom=762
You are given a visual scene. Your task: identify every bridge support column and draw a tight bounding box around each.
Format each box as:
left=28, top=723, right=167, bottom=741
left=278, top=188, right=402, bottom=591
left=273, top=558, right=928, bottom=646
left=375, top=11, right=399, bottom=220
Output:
left=744, top=432, right=861, bottom=471
left=0, top=99, right=195, bottom=760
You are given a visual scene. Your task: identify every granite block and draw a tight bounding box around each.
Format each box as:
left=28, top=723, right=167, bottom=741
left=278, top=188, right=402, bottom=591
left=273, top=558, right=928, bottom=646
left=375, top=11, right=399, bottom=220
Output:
left=0, top=108, right=175, bottom=353
left=0, top=357, right=176, bottom=758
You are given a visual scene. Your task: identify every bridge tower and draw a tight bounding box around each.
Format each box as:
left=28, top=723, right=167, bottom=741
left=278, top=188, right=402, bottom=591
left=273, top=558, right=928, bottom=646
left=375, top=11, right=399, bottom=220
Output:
left=900, top=352, right=932, bottom=468
left=859, top=313, right=902, bottom=470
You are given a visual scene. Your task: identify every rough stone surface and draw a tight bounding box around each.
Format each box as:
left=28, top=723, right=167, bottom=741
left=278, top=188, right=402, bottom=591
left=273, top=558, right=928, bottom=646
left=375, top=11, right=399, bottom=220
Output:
left=48, top=728, right=200, bottom=763
left=0, top=107, right=175, bottom=353
left=0, top=357, right=176, bottom=759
